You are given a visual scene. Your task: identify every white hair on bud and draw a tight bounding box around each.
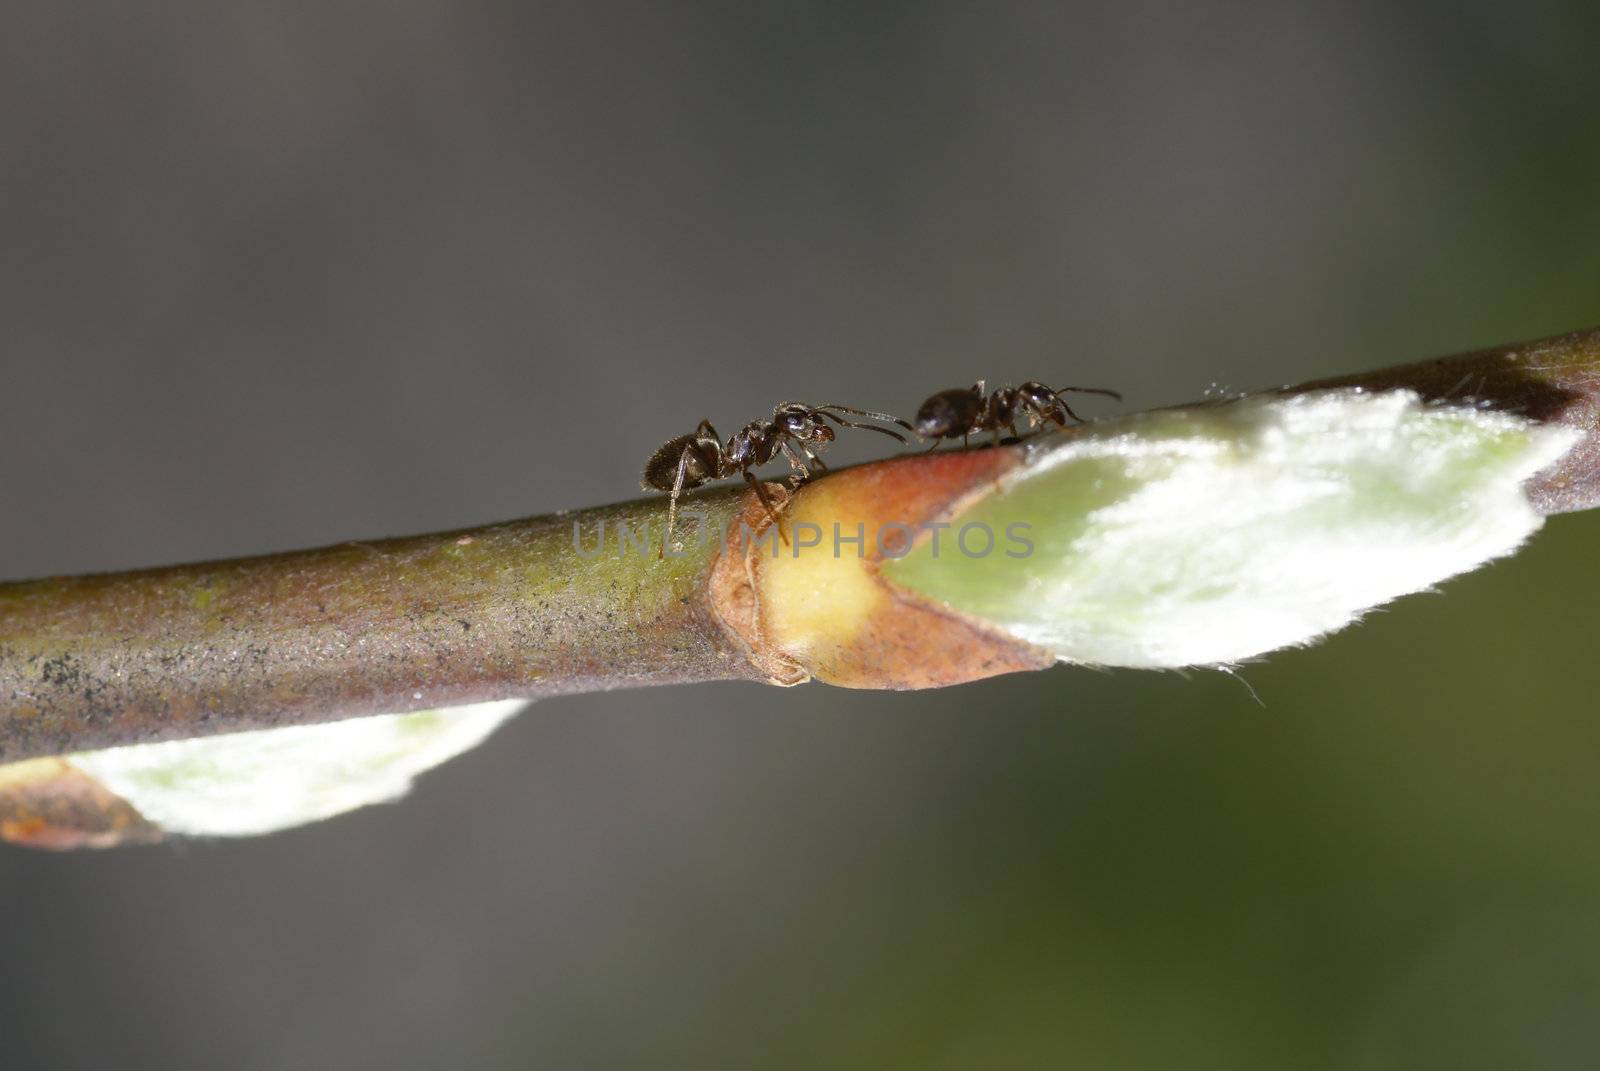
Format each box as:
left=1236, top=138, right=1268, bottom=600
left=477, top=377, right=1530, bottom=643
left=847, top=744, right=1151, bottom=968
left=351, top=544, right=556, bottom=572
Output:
left=981, top=389, right=1579, bottom=668
left=70, top=699, right=527, bottom=837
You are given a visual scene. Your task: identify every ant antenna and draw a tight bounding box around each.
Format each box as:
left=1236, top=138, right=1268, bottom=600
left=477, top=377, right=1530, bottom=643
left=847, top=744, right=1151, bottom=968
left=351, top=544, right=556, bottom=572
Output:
left=815, top=404, right=915, bottom=432
left=1049, top=385, right=1122, bottom=424
left=814, top=411, right=910, bottom=442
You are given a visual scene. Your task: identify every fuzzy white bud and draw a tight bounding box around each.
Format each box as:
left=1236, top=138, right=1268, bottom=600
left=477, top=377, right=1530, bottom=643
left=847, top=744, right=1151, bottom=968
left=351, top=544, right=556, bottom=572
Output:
left=69, top=699, right=526, bottom=837
left=885, top=389, right=1579, bottom=668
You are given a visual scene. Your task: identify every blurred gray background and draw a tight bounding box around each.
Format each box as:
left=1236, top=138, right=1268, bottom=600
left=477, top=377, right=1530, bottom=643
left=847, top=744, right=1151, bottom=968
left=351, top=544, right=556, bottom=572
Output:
left=4, top=2, right=1600, bottom=1067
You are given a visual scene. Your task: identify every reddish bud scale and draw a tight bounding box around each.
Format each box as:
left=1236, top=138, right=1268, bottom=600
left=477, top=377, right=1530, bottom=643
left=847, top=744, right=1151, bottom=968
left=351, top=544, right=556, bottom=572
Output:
left=711, top=447, right=1054, bottom=689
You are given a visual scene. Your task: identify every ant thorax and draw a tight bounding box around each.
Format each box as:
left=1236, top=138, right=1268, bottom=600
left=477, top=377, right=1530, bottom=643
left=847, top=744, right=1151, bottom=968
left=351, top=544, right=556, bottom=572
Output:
left=725, top=423, right=769, bottom=469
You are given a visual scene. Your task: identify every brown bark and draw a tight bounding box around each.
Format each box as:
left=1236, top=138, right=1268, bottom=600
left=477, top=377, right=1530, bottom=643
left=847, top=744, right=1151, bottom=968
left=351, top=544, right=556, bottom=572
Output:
left=0, top=492, right=764, bottom=762
left=5, top=326, right=1600, bottom=765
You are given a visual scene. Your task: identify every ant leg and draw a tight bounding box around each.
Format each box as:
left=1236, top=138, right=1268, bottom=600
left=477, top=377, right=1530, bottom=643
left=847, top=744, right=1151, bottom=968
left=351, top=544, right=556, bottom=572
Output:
left=659, top=446, right=692, bottom=560
left=1027, top=402, right=1065, bottom=429
left=778, top=439, right=814, bottom=477
left=781, top=439, right=829, bottom=475
left=744, top=471, right=790, bottom=545
left=1057, top=400, right=1085, bottom=423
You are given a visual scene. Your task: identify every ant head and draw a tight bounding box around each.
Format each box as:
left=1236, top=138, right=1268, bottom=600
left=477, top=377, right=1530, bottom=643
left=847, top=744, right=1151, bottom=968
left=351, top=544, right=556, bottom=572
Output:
left=774, top=404, right=833, bottom=443
left=1015, top=382, right=1057, bottom=406
left=915, top=388, right=978, bottom=438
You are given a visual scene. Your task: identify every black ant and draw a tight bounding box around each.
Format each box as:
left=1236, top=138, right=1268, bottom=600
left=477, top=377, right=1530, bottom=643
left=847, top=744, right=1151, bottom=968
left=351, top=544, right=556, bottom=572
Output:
left=913, top=379, right=1122, bottom=449
left=642, top=402, right=912, bottom=557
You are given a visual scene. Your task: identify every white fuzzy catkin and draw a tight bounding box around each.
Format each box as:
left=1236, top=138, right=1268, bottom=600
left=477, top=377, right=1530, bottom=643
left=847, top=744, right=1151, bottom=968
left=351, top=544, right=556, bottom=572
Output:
left=976, top=389, right=1578, bottom=668
left=70, top=699, right=527, bottom=837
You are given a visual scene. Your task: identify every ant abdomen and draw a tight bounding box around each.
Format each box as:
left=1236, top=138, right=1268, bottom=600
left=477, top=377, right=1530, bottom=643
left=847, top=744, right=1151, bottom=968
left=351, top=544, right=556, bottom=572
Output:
left=641, top=420, right=724, bottom=494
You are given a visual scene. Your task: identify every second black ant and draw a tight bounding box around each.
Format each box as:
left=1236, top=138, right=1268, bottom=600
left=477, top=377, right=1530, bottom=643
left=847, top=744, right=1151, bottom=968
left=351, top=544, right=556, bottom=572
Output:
left=913, top=379, right=1122, bottom=449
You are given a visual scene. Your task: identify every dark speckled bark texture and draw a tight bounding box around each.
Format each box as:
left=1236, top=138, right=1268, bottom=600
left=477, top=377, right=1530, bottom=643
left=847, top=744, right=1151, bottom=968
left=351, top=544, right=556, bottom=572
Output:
left=0, top=490, right=764, bottom=762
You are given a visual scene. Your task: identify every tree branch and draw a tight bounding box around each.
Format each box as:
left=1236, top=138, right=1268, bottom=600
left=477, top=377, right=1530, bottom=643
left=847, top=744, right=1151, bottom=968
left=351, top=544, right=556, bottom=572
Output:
left=4, top=326, right=1600, bottom=769
left=0, top=493, right=765, bottom=762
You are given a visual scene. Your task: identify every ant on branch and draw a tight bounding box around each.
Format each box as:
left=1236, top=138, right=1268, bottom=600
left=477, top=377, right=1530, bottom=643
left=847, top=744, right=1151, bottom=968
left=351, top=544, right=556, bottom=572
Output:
left=913, top=379, right=1122, bottom=449
left=642, top=402, right=912, bottom=557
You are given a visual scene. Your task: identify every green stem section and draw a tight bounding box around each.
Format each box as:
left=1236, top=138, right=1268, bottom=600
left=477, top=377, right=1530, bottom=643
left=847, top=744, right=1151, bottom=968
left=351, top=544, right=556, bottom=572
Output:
left=4, top=326, right=1600, bottom=761
left=0, top=491, right=757, bottom=763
